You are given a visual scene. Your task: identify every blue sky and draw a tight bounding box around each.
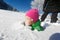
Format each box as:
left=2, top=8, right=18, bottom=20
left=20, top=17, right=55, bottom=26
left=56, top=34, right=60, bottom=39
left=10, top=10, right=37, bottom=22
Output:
left=4, top=0, right=32, bottom=12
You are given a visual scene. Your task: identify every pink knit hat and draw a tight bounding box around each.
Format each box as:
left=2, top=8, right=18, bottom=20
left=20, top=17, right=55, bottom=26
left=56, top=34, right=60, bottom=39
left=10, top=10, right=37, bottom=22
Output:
left=26, top=9, right=39, bottom=22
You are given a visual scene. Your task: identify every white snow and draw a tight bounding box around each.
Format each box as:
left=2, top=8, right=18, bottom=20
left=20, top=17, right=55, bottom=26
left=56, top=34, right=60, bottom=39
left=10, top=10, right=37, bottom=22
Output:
left=0, top=9, right=60, bottom=40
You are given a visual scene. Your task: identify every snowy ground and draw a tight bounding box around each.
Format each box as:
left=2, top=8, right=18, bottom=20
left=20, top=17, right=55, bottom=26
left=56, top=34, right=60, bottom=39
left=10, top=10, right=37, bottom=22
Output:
left=0, top=9, right=60, bottom=40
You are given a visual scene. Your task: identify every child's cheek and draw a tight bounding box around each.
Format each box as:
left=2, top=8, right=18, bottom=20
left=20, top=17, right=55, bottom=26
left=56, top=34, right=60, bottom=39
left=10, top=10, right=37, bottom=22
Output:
left=25, top=20, right=32, bottom=26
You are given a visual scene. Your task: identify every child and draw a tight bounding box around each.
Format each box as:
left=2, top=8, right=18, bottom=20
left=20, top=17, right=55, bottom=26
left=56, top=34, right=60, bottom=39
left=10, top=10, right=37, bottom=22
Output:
left=25, top=9, right=44, bottom=31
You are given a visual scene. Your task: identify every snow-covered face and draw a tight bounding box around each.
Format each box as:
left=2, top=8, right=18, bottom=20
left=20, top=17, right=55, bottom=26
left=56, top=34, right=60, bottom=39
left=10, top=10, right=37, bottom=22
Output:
left=25, top=16, right=33, bottom=26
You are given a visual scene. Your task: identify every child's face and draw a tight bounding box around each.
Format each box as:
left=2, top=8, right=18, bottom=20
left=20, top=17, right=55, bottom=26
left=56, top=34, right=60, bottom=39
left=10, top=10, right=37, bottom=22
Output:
left=25, top=16, right=33, bottom=26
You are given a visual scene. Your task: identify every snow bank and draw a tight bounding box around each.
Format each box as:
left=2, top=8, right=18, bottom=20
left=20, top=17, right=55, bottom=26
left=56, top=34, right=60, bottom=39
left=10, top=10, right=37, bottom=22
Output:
left=0, top=9, right=60, bottom=40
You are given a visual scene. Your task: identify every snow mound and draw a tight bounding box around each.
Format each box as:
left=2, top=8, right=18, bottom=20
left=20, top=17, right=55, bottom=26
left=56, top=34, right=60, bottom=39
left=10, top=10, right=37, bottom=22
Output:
left=0, top=9, right=60, bottom=40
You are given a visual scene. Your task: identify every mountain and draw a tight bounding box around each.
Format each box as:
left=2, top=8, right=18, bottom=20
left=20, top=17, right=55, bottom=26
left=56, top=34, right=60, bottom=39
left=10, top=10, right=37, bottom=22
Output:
left=0, top=0, right=18, bottom=11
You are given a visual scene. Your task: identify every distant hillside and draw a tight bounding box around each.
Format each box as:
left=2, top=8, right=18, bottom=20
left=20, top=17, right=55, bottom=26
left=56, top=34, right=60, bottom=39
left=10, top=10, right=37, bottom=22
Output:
left=0, top=0, right=19, bottom=12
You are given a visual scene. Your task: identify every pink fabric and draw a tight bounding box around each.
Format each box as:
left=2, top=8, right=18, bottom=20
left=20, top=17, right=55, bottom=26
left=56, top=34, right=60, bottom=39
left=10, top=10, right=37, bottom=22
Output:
left=26, top=9, right=39, bottom=22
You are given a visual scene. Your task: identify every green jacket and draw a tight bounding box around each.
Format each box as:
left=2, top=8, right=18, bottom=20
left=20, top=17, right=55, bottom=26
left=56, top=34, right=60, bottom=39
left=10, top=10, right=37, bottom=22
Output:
left=31, top=20, right=44, bottom=31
